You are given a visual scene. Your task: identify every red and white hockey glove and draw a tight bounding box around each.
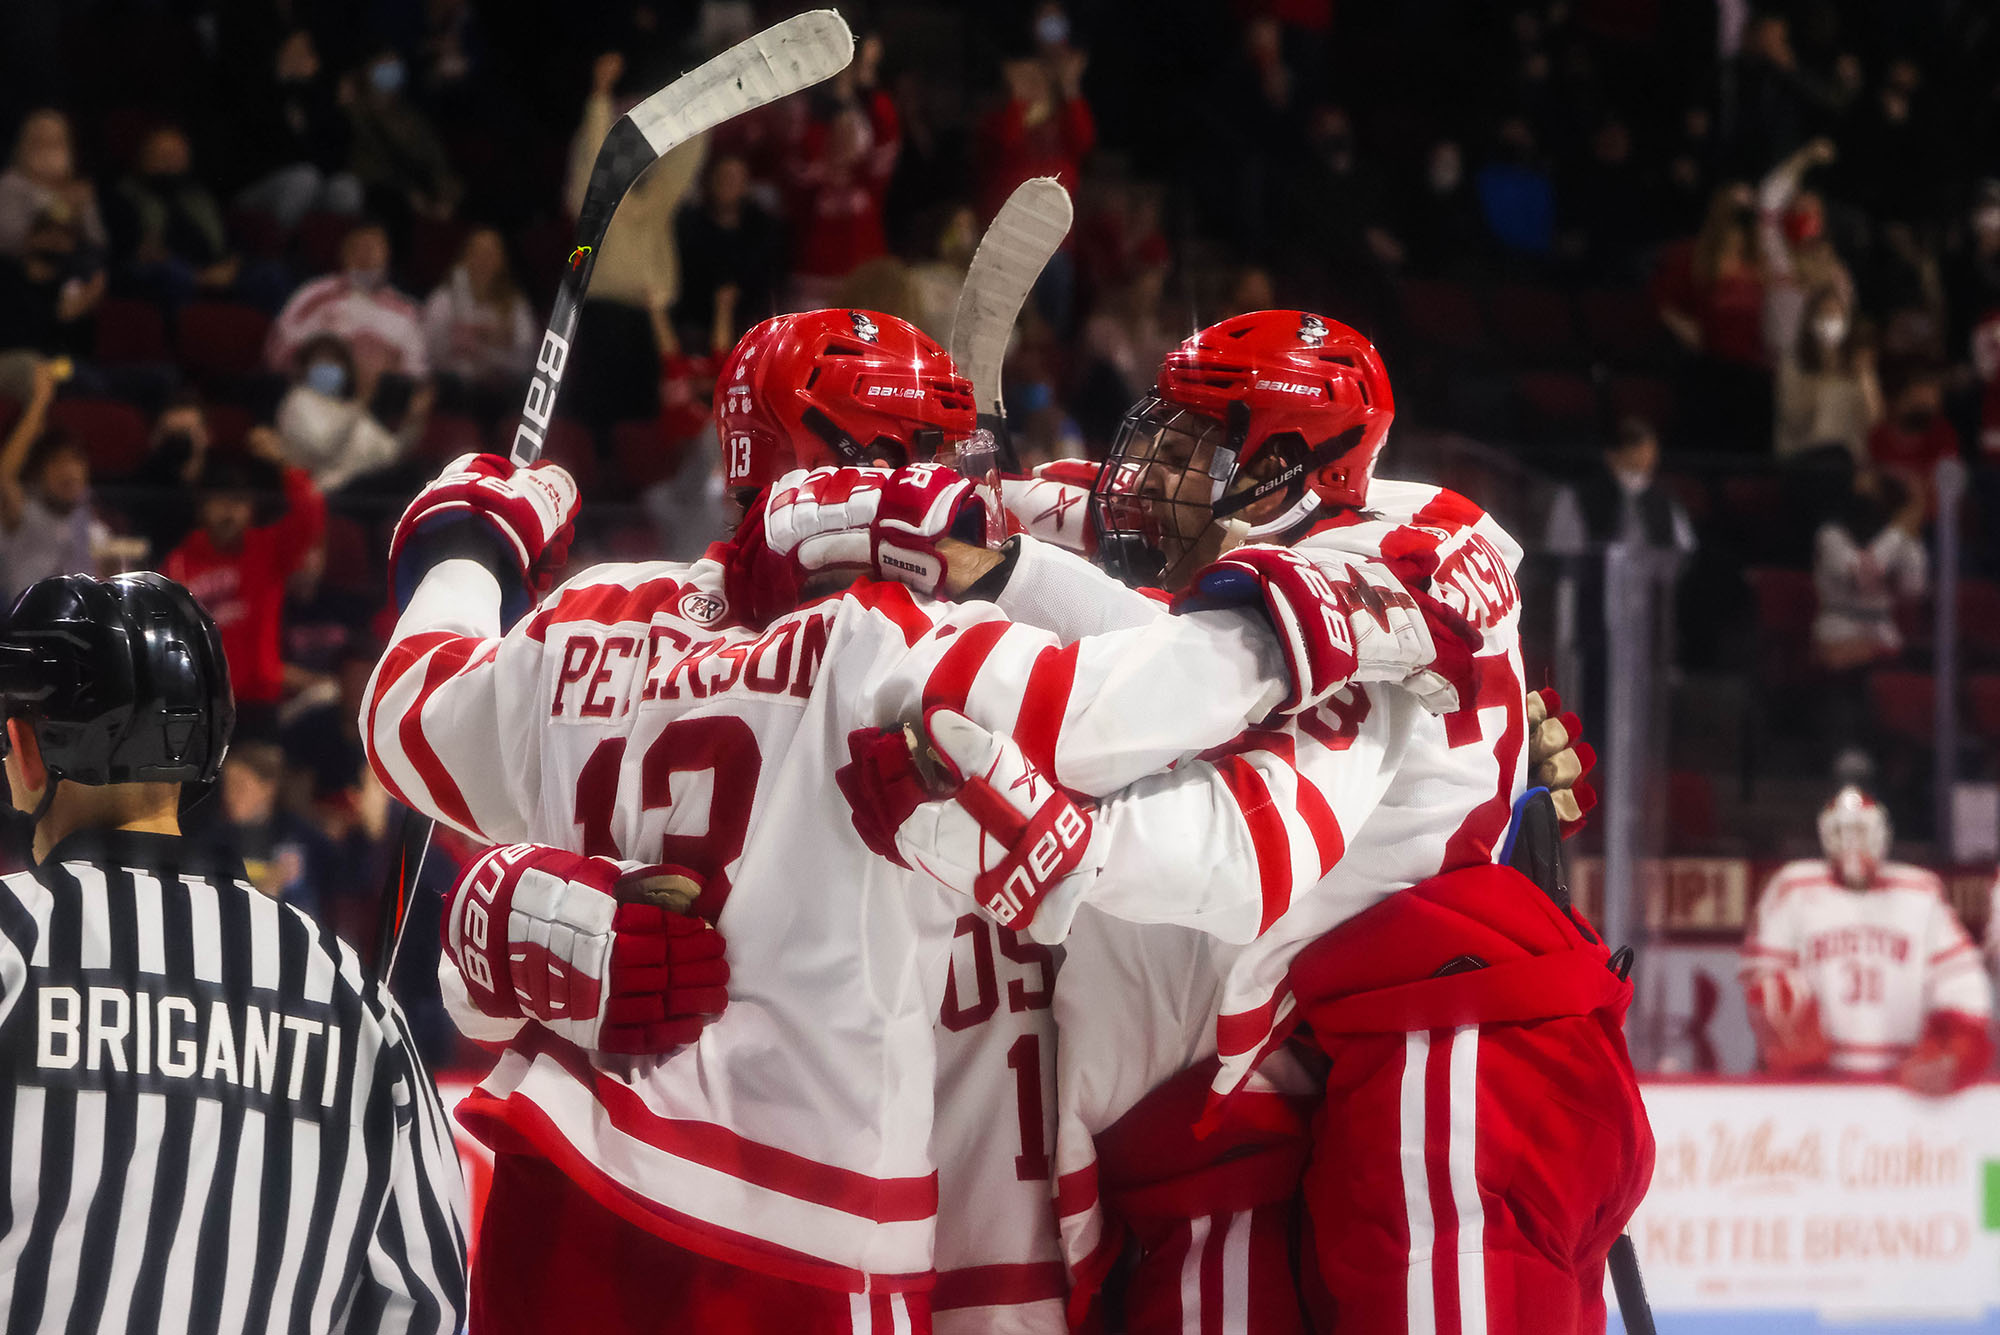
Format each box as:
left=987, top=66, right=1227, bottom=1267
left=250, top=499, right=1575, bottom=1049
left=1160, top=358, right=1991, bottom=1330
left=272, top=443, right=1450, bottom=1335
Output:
left=389, top=452, right=580, bottom=598
left=1743, top=968, right=1830, bottom=1075
left=836, top=708, right=1100, bottom=939
left=442, top=844, right=729, bottom=1055
left=767, top=464, right=988, bottom=592
left=1176, top=544, right=1480, bottom=716
left=999, top=459, right=1099, bottom=553
left=1896, top=1010, right=1995, bottom=1097
left=1527, top=689, right=1597, bottom=837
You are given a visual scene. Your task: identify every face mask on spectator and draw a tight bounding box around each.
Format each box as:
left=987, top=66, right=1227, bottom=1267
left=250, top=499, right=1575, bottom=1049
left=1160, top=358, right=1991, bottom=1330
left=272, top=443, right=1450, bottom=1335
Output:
left=347, top=266, right=385, bottom=292
left=370, top=57, right=406, bottom=95
left=1035, top=12, right=1070, bottom=45
left=305, top=360, right=349, bottom=398
left=1814, top=314, right=1847, bottom=346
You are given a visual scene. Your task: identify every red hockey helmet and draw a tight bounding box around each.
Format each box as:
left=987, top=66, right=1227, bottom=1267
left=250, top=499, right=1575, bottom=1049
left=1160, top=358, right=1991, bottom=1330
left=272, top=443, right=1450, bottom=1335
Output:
left=1090, top=310, right=1395, bottom=585
left=716, top=309, right=977, bottom=490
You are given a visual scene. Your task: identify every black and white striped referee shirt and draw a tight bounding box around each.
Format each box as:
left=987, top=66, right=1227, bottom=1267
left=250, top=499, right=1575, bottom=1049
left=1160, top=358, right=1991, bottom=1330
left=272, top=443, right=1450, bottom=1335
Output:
left=0, top=827, right=468, bottom=1334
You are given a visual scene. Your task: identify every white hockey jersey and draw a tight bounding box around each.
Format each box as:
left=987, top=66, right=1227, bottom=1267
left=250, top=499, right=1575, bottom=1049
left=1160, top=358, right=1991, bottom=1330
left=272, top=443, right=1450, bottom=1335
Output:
left=364, top=549, right=1286, bottom=1292
left=1743, top=859, right=1991, bottom=1073
left=931, top=915, right=1065, bottom=1335
left=976, top=480, right=1529, bottom=1289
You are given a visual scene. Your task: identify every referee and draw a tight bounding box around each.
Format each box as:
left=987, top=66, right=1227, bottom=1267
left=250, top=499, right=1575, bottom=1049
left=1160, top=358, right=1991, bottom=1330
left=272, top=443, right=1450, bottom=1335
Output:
left=0, top=573, right=467, bottom=1334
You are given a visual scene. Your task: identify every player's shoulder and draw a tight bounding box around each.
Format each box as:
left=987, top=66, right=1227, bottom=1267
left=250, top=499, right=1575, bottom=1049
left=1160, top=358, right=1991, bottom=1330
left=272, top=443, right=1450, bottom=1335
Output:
left=1877, top=861, right=1946, bottom=898
left=1764, top=859, right=1837, bottom=903
left=810, top=576, right=980, bottom=647
left=526, top=556, right=728, bottom=640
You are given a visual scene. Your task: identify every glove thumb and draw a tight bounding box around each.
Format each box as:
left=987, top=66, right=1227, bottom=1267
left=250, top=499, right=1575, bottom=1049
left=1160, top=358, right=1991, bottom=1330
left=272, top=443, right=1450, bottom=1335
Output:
left=918, top=707, right=1002, bottom=788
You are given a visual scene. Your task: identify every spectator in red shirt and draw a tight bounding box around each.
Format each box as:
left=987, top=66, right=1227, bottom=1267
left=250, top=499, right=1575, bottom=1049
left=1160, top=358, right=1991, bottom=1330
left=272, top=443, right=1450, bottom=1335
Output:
left=1868, top=368, right=1960, bottom=514
left=783, top=34, right=900, bottom=305
left=978, top=7, right=1096, bottom=219
left=1655, top=183, right=1773, bottom=453
left=164, top=431, right=326, bottom=738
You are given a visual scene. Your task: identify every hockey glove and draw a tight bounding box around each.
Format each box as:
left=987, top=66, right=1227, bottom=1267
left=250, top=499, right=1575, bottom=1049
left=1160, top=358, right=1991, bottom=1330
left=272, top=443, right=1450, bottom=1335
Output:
left=1743, top=968, right=1830, bottom=1075
left=998, top=459, right=1100, bottom=554
left=766, top=464, right=988, bottom=592
left=1527, top=689, right=1597, bottom=837
left=1176, top=544, right=1481, bottom=716
left=389, top=453, right=580, bottom=607
left=1897, top=1010, right=1995, bottom=1097
left=837, top=708, right=1100, bottom=938
left=443, top=843, right=729, bottom=1055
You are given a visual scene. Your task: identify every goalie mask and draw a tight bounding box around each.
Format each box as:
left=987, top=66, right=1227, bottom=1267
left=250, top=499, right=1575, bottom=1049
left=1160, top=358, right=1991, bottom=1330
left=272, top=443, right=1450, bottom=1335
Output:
left=1818, top=785, right=1890, bottom=888
left=1089, top=310, right=1394, bottom=587
left=716, top=309, right=977, bottom=491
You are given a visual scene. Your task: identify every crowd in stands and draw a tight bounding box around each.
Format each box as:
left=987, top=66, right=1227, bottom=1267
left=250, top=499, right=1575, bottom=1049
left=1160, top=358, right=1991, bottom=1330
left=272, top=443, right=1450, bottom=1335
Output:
left=1, top=0, right=1999, bottom=1022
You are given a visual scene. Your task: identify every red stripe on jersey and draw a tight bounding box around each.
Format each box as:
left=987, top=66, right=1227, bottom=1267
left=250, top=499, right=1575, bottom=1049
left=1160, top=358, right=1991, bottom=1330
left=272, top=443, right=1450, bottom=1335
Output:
left=1215, top=989, right=1287, bottom=1060
left=1932, top=941, right=1977, bottom=966
left=525, top=575, right=688, bottom=642
left=526, top=1031, right=939, bottom=1222
left=460, top=1091, right=933, bottom=1294
left=1411, top=488, right=1486, bottom=531
left=1011, top=643, right=1079, bottom=778
left=399, top=636, right=487, bottom=836
left=931, top=1262, right=1066, bottom=1311
left=1238, top=730, right=1345, bottom=877
left=1055, top=1163, right=1098, bottom=1219
left=1831, top=1040, right=1914, bottom=1055
left=842, top=579, right=934, bottom=646
left=1211, top=754, right=1294, bottom=934
left=366, top=630, right=458, bottom=811
left=1439, top=652, right=1524, bottom=871
left=923, top=619, right=1010, bottom=713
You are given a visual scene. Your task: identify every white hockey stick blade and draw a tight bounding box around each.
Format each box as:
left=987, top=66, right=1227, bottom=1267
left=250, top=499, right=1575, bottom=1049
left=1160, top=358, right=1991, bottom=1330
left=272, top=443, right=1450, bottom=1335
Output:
left=627, top=10, right=854, bottom=158
left=951, top=177, right=1073, bottom=416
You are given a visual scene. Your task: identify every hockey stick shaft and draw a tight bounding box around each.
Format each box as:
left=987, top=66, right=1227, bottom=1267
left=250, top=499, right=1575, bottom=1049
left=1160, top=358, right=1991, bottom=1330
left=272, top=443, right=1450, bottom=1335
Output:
left=366, top=12, right=854, bottom=987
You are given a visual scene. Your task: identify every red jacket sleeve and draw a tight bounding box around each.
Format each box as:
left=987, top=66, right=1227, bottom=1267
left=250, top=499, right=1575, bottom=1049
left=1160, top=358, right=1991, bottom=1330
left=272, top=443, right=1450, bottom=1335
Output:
left=264, top=465, right=327, bottom=576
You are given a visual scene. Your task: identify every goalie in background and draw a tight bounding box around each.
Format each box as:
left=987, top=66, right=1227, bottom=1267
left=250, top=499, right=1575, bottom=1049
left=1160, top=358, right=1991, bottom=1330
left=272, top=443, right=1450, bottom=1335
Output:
left=1741, top=786, right=1992, bottom=1094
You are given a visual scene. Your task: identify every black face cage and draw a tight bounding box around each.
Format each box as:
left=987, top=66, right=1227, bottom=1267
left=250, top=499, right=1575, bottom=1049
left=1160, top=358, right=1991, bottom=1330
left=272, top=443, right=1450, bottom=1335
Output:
left=1087, top=397, right=1242, bottom=586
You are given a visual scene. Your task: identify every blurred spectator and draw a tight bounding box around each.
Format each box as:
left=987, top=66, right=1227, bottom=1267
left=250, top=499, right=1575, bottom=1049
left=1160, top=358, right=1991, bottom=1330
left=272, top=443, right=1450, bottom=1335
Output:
left=785, top=36, right=901, bottom=305
left=1972, top=307, right=2000, bottom=458
left=0, top=109, right=106, bottom=257
left=1944, top=181, right=2000, bottom=360
left=1201, top=15, right=1298, bottom=257
left=1474, top=117, right=1554, bottom=260
left=1655, top=183, right=1771, bottom=452
left=163, top=438, right=327, bottom=738
left=1812, top=467, right=1925, bottom=673
left=0, top=359, right=109, bottom=604
left=1725, top=14, right=1831, bottom=175
left=126, top=391, right=211, bottom=557
left=422, top=226, right=535, bottom=404
left=1757, top=138, right=1853, bottom=364
left=564, top=50, right=707, bottom=424
left=233, top=29, right=364, bottom=230
left=1545, top=417, right=1697, bottom=556
left=267, top=221, right=428, bottom=385
left=906, top=204, right=980, bottom=344
left=641, top=284, right=732, bottom=563
left=1842, top=57, right=1937, bottom=225
left=1402, top=140, right=1488, bottom=278
left=0, top=206, right=106, bottom=390
left=274, top=332, right=421, bottom=492
left=1741, top=786, right=1991, bottom=1095
left=1279, top=106, right=1402, bottom=307
left=1076, top=259, right=1178, bottom=441
left=1867, top=367, right=1959, bottom=507
left=977, top=13, right=1094, bottom=221
left=674, top=153, right=783, bottom=347
left=104, top=123, right=240, bottom=308
left=1774, top=286, right=1881, bottom=462
left=211, top=740, right=337, bottom=919
left=344, top=46, right=462, bottom=224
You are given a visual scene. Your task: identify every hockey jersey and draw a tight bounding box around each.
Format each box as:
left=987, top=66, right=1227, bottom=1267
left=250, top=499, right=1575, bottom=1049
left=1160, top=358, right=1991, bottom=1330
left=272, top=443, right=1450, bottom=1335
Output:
left=363, top=548, right=1287, bottom=1292
left=1743, top=859, right=1991, bottom=1074
left=973, top=479, right=1529, bottom=1299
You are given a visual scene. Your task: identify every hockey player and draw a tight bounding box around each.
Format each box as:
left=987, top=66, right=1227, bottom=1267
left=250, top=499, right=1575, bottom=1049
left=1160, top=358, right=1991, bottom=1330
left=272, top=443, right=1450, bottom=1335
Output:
left=785, top=311, right=1645, bottom=1333
left=1743, top=785, right=1992, bottom=1093
left=364, top=309, right=1466, bottom=1333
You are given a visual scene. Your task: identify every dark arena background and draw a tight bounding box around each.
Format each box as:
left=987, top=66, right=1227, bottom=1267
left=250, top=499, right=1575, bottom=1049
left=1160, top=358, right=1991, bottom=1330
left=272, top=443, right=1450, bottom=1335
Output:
left=2, top=0, right=2000, bottom=1329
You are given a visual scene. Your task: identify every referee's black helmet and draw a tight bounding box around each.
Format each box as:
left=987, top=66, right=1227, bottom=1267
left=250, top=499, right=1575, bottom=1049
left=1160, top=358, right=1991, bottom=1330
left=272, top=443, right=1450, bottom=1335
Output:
left=0, top=572, right=233, bottom=787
